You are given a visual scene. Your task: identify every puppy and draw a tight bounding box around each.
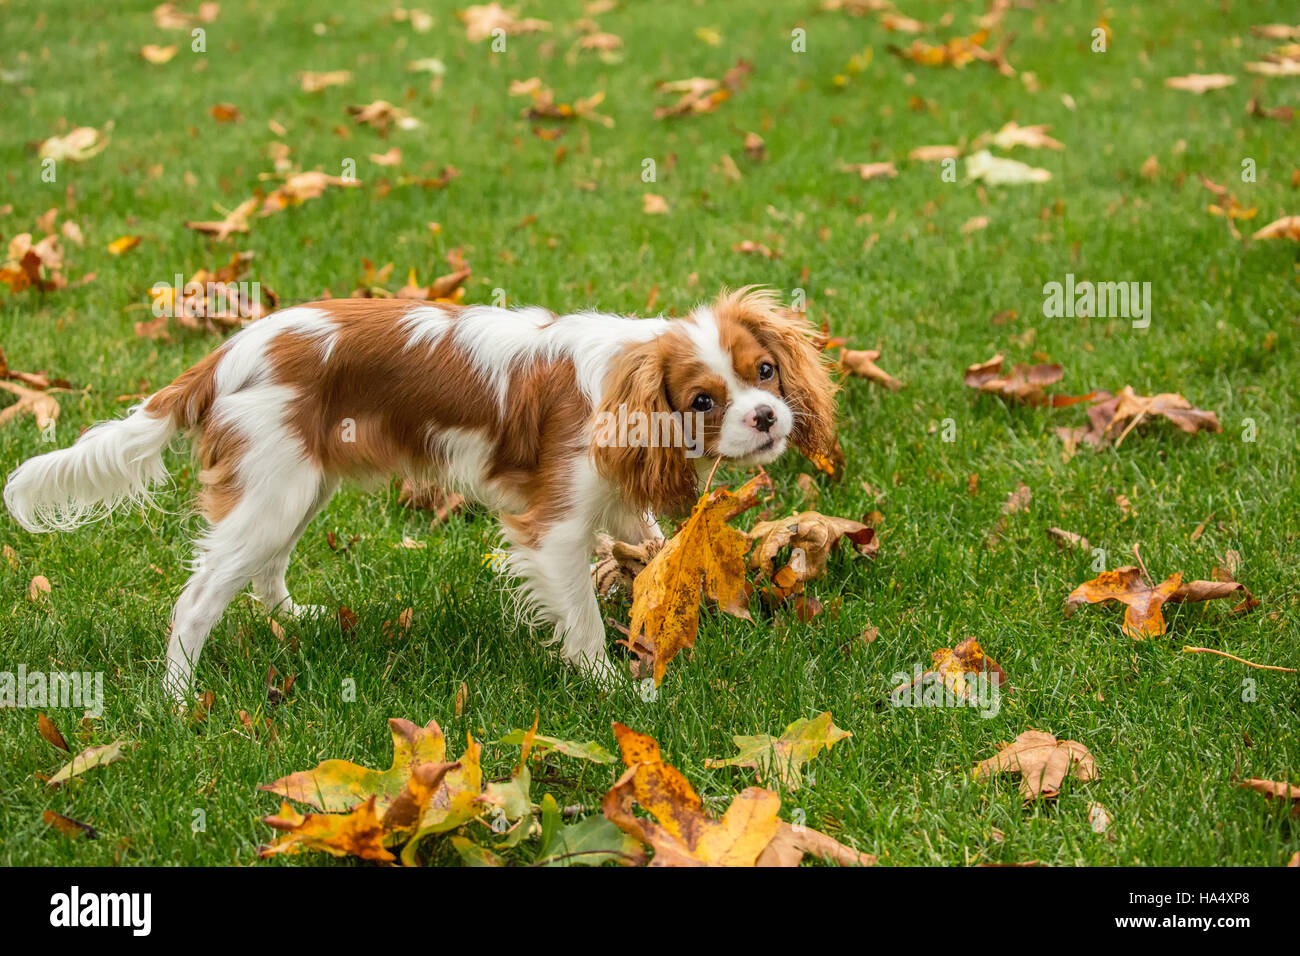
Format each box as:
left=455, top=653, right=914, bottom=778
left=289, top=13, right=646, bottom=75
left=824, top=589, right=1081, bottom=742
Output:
left=4, top=288, right=836, bottom=700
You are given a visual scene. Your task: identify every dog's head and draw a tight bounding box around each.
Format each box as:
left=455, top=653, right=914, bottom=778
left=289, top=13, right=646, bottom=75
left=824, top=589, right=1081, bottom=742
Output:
left=592, top=287, right=837, bottom=514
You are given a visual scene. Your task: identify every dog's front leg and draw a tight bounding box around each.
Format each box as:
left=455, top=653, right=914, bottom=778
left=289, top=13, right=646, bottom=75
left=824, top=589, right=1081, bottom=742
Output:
left=502, top=514, right=621, bottom=688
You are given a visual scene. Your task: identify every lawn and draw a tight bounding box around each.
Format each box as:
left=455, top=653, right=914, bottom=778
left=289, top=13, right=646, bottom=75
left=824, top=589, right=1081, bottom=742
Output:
left=1, top=0, right=1298, bottom=866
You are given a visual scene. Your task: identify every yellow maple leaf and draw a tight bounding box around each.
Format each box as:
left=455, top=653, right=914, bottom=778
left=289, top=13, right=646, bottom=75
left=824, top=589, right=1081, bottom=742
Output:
left=625, top=473, right=769, bottom=684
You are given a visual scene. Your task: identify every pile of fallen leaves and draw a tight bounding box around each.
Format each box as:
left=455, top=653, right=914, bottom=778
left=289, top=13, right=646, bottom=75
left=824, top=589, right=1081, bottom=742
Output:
left=349, top=258, right=472, bottom=301
left=137, top=252, right=278, bottom=338
left=964, top=354, right=1222, bottom=450
left=251, top=715, right=870, bottom=867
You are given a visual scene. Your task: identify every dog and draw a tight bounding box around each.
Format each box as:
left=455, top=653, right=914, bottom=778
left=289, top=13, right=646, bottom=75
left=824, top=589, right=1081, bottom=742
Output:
left=4, top=287, right=836, bottom=701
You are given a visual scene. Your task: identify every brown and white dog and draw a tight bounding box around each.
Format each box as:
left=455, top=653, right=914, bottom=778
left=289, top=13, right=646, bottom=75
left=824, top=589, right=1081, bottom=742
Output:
left=4, top=288, right=835, bottom=700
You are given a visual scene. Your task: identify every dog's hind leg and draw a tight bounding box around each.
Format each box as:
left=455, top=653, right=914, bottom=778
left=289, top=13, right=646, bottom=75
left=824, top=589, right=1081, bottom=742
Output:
left=163, top=458, right=327, bottom=704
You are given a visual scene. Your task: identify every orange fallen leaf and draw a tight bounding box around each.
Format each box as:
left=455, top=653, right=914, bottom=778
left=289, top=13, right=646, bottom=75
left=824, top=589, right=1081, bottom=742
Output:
left=1240, top=778, right=1300, bottom=815
left=260, top=798, right=395, bottom=861
left=209, top=102, right=241, bottom=123
left=107, top=235, right=141, bottom=256
left=1065, top=566, right=1182, bottom=638
left=603, top=723, right=872, bottom=866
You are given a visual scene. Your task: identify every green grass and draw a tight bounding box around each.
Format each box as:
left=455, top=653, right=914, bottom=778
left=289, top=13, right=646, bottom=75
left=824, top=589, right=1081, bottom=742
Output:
left=2, top=0, right=1298, bottom=866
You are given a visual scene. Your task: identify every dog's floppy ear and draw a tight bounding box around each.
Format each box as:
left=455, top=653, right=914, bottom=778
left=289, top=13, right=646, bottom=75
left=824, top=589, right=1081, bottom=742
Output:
left=717, top=288, right=838, bottom=459
left=590, top=338, right=700, bottom=516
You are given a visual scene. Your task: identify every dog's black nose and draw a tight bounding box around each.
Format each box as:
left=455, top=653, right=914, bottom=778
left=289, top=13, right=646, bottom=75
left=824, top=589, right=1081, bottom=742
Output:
left=753, top=405, right=776, bottom=432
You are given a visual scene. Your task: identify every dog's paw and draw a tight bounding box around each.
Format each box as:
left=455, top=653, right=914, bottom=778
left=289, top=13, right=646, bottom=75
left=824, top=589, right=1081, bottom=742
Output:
left=580, top=654, right=624, bottom=691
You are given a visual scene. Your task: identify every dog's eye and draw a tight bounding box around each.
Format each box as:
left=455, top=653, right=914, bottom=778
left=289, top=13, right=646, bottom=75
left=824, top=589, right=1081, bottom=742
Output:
left=757, top=362, right=776, bottom=381
left=691, top=394, right=715, bottom=412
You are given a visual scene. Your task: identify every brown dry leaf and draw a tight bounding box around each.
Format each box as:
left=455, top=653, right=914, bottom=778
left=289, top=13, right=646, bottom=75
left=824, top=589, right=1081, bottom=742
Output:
left=963, top=353, right=1094, bottom=406
left=1252, top=24, right=1300, bottom=40
left=653, top=59, right=751, bottom=119
left=961, top=216, right=990, bottom=234
left=1083, top=386, right=1221, bottom=448
left=298, top=70, right=353, bottom=92
left=0, top=380, right=60, bottom=433
left=1165, top=73, right=1236, bottom=93
left=1252, top=215, right=1300, bottom=240
left=1065, top=566, right=1182, bottom=638
left=732, top=240, right=780, bottom=259
left=154, top=2, right=220, bottom=30
left=1240, top=778, right=1300, bottom=815
left=140, top=44, right=178, bottom=63
left=38, top=126, right=109, bottom=163
left=624, top=474, right=769, bottom=684
left=185, top=195, right=259, bottom=241
left=347, top=100, right=419, bottom=132
left=593, top=535, right=663, bottom=597
left=973, top=729, right=1098, bottom=800
left=909, top=144, right=961, bottom=161
left=397, top=479, right=465, bottom=523
left=743, top=131, right=766, bottom=161
left=260, top=171, right=361, bottom=215
left=1174, top=560, right=1259, bottom=615
left=369, top=147, right=402, bottom=167
left=839, top=348, right=902, bottom=389
left=642, top=193, right=669, bottom=215
left=1245, top=52, right=1300, bottom=76
left=841, top=161, right=897, bottom=181
left=38, top=713, right=70, bottom=751
left=44, top=809, right=98, bottom=840
left=459, top=3, right=551, bottom=42
left=748, top=509, right=878, bottom=583
left=1046, top=527, right=1091, bottom=552
left=603, top=723, right=872, bottom=866
left=975, top=121, right=1064, bottom=151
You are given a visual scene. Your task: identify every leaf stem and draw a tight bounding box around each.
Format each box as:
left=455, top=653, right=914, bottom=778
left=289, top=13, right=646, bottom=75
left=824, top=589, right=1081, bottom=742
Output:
left=1181, top=646, right=1297, bottom=673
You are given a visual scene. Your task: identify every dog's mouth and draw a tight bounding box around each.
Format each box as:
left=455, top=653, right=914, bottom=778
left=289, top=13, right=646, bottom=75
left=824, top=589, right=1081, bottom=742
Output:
left=725, top=433, right=787, bottom=466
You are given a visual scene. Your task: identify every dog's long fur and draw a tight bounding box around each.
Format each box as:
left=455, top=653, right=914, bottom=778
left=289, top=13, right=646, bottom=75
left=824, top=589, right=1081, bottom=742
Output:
left=4, top=288, right=835, bottom=699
